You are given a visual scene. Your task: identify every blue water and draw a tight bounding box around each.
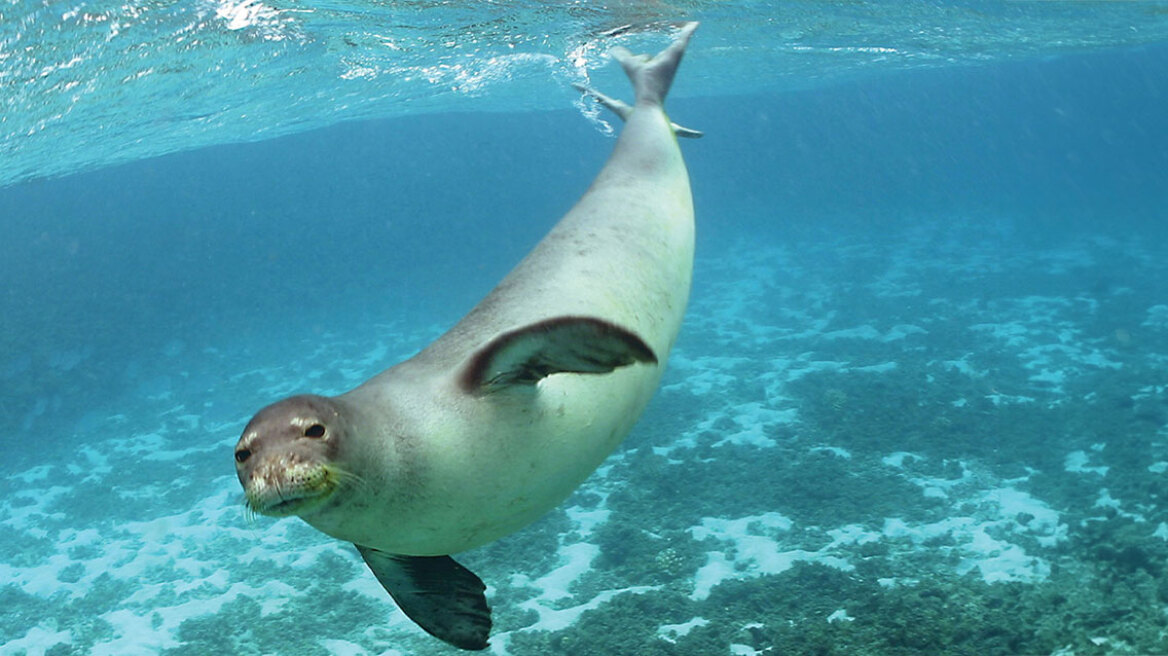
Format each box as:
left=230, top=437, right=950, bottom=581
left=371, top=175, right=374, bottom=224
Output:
left=3, top=5, right=1168, bottom=655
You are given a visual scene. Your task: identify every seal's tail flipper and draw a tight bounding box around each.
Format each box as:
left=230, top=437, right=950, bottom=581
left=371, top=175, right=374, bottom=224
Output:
left=576, top=22, right=702, bottom=138
left=573, top=83, right=703, bottom=138
left=612, top=21, right=698, bottom=108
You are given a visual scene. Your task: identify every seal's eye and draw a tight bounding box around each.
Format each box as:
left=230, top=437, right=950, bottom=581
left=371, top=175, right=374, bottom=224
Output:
left=235, top=448, right=251, bottom=463
left=304, top=423, right=326, bottom=438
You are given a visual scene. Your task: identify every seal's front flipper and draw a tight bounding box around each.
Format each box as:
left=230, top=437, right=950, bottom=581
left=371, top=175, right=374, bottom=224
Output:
left=356, top=546, right=491, bottom=651
left=461, top=316, right=657, bottom=393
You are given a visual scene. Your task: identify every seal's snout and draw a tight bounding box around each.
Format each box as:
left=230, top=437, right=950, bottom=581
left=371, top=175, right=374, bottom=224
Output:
left=242, top=454, right=335, bottom=517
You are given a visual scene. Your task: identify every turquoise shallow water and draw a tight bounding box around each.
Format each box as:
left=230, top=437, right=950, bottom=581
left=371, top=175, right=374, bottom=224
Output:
left=3, top=3, right=1168, bottom=655
left=5, top=0, right=1168, bottom=186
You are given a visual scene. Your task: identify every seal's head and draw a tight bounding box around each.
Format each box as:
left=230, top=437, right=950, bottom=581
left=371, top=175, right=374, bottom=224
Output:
left=234, top=394, right=352, bottom=518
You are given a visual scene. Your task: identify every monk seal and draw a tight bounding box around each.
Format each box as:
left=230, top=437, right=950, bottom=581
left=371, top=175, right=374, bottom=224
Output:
left=233, top=22, right=700, bottom=651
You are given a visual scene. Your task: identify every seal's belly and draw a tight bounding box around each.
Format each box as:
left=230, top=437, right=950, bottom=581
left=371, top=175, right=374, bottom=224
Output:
left=342, top=364, right=660, bottom=556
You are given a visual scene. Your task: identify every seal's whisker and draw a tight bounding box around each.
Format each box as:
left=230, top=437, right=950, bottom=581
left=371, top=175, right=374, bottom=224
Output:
left=240, top=494, right=260, bottom=526
left=329, top=466, right=370, bottom=493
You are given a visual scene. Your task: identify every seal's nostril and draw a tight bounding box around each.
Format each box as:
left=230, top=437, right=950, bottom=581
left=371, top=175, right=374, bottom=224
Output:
left=235, top=448, right=252, bottom=463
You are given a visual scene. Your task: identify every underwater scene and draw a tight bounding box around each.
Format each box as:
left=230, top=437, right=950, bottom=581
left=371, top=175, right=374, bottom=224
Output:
left=3, top=2, right=1168, bottom=655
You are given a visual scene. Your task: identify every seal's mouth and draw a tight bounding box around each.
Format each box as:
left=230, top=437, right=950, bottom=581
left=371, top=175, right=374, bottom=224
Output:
left=251, top=488, right=332, bottom=517
left=244, top=464, right=339, bottom=518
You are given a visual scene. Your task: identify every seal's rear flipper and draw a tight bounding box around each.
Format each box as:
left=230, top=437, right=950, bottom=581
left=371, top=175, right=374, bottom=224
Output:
left=461, top=316, right=657, bottom=393
left=574, top=83, right=703, bottom=138
left=613, top=21, right=697, bottom=108
left=576, top=22, right=702, bottom=137
left=357, top=546, right=491, bottom=651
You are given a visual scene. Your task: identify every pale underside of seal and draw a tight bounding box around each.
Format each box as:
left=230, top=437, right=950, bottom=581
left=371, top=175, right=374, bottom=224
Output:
left=233, top=22, right=700, bottom=651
